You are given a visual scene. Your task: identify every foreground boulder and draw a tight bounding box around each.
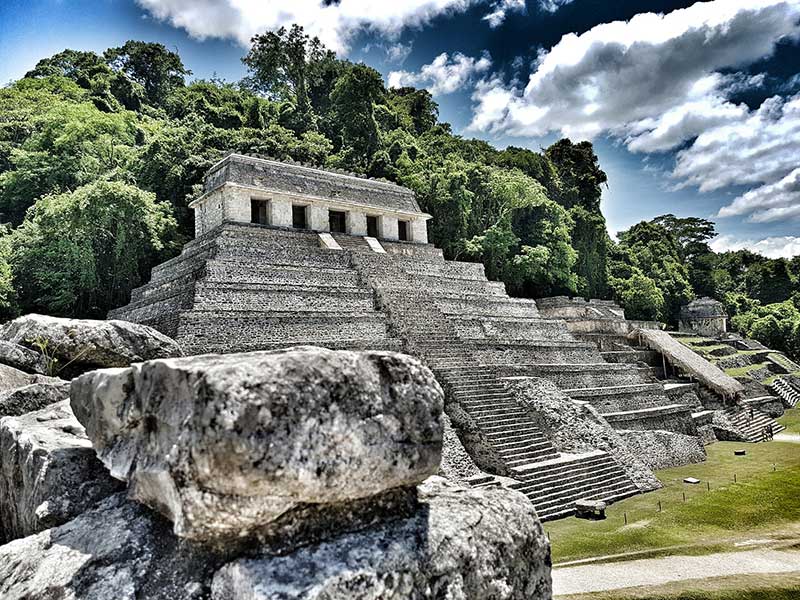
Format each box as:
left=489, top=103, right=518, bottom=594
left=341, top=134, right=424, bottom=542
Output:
left=0, top=479, right=550, bottom=600
left=0, top=493, right=230, bottom=600
left=212, top=477, right=551, bottom=600
left=71, top=347, right=444, bottom=540
left=0, top=401, right=123, bottom=543
left=1, top=314, right=182, bottom=372
left=0, top=379, right=70, bottom=417
left=0, top=341, right=47, bottom=374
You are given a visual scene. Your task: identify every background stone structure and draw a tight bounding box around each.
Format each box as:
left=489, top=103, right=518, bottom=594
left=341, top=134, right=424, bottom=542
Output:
left=679, top=297, right=728, bottom=336
left=191, top=153, right=431, bottom=242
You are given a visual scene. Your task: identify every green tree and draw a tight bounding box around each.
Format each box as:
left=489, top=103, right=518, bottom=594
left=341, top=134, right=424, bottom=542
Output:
left=9, top=181, right=175, bottom=317
left=104, top=41, right=190, bottom=107
left=0, top=98, right=140, bottom=224
left=610, top=271, right=665, bottom=321
left=615, top=220, right=694, bottom=324
left=242, top=25, right=338, bottom=115
left=545, top=139, right=607, bottom=211
left=328, top=64, right=385, bottom=172
left=744, top=259, right=794, bottom=305
left=0, top=227, right=17, bottom=320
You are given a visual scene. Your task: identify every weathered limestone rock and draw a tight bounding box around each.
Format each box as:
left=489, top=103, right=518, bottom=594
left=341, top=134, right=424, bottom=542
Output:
left=618, top=430, right=706, bottom=470
left=0, top=401, right=123, bottom=543
left=70, top=347, right=444, bottom=540
left=1, top=314, right=183, bottom=372
left=0, top=364, right=37, bottom=392
left=0, top=341, right=47, bottom=374
left=0, top=493, right=232, bottom=600
left=0, top=379, right=70, bottom=417
left=439, top=413, right=485, bottom=484
left=0, top=479, right=550, bottom=600
left=211, top=477, right=552, bottom=600
left=506, top=377, right=661, bottom=491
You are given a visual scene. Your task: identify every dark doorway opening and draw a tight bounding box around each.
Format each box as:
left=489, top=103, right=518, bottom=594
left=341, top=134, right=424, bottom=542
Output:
left=366, top=215, right=378, bottom=238
left=329, top=210, right=347, bottom=233
left=292, top=205, right=307, bottom=229
left=398, top=220, right=409, bottom=241
left=251, top=200, right=268, bottom=225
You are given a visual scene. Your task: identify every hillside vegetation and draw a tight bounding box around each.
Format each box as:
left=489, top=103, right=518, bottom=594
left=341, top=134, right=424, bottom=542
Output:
left=0, top=27, right=798, bottom=358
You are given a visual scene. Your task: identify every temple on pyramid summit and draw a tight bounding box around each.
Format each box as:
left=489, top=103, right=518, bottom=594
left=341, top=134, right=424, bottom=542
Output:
left=111, top=153, right=785, bottom=520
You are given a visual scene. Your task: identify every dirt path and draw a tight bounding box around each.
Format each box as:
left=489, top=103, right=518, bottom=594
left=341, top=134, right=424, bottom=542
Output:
left=552, top=548, right=800, bottom=596
left=775, top=432, right=800, bottom=443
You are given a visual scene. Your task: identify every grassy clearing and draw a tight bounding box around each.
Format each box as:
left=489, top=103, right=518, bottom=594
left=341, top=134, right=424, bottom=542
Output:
left=723, top=363, right=769, bottom=378
left=558, top=572, right=800, bottom=600
left=777, top=407, right=800, bottom=435
left=545, top=441, right=800, bottom=564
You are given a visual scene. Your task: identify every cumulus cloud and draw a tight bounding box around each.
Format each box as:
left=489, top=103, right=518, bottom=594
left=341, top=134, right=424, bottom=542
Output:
left=469, top=0, right=800, bottom=224
left=136, top=0, right=478, bottom=53
left=388, top=51, right=492, bottom=95
left=483, top=0, right=526, bottom=27
left=710, top=234, right=800, bottom=259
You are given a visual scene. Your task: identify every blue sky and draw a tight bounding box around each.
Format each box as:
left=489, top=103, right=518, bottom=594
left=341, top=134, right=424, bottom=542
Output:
left=2, top=0, right=799, bottom=256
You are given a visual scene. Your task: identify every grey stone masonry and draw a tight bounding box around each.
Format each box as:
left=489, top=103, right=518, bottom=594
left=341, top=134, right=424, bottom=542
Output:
left=191, top=154, right=431, bottom=241
left=110, top=219, right=710, bottom=518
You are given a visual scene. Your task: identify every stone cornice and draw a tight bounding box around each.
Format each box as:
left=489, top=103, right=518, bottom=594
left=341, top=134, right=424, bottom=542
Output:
left=190, top=181, right=432, bottom=221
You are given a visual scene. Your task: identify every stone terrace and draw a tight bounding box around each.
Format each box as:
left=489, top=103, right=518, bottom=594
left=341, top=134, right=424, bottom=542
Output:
left=111, top=224, right=655, bottom=520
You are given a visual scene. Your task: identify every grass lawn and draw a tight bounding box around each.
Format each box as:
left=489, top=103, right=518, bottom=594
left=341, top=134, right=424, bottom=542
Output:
left=545, top=441, right=800, bottom=564
left=558, top=572, right=800, bottom=600
left=778, top=407, right=800, bottom=435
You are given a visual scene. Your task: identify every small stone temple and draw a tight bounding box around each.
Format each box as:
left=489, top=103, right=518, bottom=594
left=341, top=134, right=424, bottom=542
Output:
left=110, top=155, right=728, bottom=520
left=192, top=153, right=431, bottom=242
left=679, top=297, right=728, bottom=337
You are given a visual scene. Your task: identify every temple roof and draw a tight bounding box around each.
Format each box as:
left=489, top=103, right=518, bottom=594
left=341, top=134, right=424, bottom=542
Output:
left=202, top=153, right=422, bottom=215
left=681, top=297, right=727, bottom=319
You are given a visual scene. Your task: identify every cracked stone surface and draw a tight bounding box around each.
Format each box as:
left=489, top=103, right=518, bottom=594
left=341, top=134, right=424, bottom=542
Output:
left=0, top=379, right=71, bottom=418
left=211, top=477, right=552, bottom=600
left=0, top=400, right=123, bottom=543
left=1, top=314, right=182, bottom=372
left=70, top=347, right=444, bottom=540
left=0, top=341, right=47, bottom=374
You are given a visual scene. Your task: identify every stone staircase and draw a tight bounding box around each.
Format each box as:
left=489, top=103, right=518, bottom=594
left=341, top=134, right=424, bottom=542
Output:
left=110, top=224, right=403, bottom=355
left=723, top=404, right=785, bottom=442
left=345, top=245, right=640, bottom=520
left=770, top=378, right=800, bottom=408
left=508, top=451, right=639, bottom=521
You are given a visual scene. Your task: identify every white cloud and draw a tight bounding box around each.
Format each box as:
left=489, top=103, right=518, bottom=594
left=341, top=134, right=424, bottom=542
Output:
left=136, top=0, right=478, bottom=53
left=539, top=0, right=575, bottom=13
left=469, top=0, right=800, bottom=225
left=385, top=42, right=413, bottom=64
left=483, top=0, right=526, bottom=27
left=388, top=51, right=492, bottom=95
left=710, top=234, right=800, bottom=259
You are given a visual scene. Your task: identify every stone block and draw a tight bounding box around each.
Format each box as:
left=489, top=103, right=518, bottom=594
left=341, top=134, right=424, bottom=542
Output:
left=0, top=341, right=47, bottom=374
left=211, top=477, right=551, bottom=600
left=346, top=210, right=368, bottom=236
left=378, top=215, right=398, bottom=240
left=0, top=400, right=123, bottom=543
left=70, top=347, right=444, bottom=540
left=410, top=218, right=428, bottom=244
left=309, top=204, right=329, bottom=231
left=269, top=198, right=292, bottom=227
left=0, top=493, right=232, bottom=600
left=1, top=314, right=183, bottom=372
left=0, top=479, right=549, bottom=600
left=0, top=379, right=70, bottom=417
left=0, top=364, right=37, bottom=392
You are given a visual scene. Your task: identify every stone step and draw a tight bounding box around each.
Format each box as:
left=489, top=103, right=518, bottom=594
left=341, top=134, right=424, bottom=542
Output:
left=529, top=475, right=634, bottom=511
